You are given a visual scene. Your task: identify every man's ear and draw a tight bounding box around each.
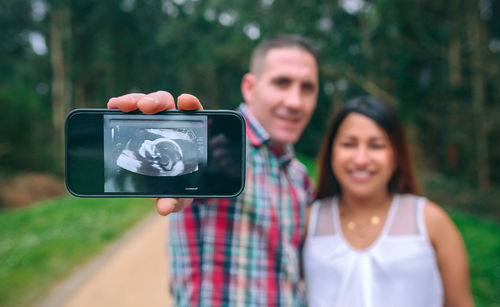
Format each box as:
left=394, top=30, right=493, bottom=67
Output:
left=241, top=73, right=255, bottom=104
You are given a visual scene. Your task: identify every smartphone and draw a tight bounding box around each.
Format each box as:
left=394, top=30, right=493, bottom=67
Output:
left=65, top=109, right=246, bottom=198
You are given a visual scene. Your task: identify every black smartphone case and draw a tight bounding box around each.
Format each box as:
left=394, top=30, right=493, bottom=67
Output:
left=65, top=108, right=246, bottom=198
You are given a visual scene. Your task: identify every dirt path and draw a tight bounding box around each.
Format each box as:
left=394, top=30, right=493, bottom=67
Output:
left=39, top=214, right=172, bottom=307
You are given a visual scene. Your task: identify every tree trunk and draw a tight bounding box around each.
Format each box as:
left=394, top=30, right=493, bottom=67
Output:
left=467, top=0, right=490, bottom=190
left=448, top=36, right=462, bottom=87
left=50, top=5, right=72, bottom=169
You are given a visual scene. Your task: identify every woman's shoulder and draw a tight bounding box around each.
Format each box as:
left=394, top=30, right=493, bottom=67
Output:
left=420, top=198, right=458, bottom=247
left=396, top=193, right=427, bottom=203
left=310, top=195, right=338, bottom=208
left=305, top=196, right=338, bottom=238
left=423, top=198, right=450, bottom=224
left=396, top=194, right=451, bottom=228
left=397, top=193, right=441, bottom=212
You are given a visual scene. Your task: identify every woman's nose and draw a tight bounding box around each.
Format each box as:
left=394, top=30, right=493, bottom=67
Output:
left=353, top=146, right=369, bottom=165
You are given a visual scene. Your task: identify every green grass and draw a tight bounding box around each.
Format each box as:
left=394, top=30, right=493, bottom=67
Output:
left=0, top=196, right=154, bottom=307
left=450, top=211, right=500, bottom=307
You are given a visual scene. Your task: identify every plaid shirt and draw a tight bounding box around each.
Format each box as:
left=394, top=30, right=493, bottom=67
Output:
left=168, top=104, right=314, bottom=306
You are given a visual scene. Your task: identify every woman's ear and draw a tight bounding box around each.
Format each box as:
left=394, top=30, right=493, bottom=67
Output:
left=241, top=73, right=255, bottom=105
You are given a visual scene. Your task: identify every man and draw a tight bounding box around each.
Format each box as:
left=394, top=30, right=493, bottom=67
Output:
left=108, top=35, right=319, bottom=306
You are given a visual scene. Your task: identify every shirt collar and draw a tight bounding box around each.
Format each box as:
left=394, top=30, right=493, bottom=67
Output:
left=237, top=103, right=295, bottom=165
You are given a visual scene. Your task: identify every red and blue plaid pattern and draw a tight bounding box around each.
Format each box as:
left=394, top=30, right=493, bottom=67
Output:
left=168, top=104, right=314, bottom=306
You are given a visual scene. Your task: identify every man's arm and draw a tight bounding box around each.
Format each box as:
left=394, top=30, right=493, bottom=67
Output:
left=107, top=91, right=203, bottom=216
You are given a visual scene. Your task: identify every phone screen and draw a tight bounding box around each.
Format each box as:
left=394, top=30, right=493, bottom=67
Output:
left=65, top=109, right=245, bottom=197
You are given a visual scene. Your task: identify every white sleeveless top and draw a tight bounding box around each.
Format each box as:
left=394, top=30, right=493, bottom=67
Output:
left=303, top=194, right=443, bottom=307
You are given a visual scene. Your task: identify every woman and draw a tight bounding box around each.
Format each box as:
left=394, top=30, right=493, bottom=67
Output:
left=303, top=96, right=473, bottom=307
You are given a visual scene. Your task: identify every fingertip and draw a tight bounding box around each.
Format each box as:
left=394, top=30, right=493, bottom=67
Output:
left=107, top=98, right=117, bottom=109
left=108, top=93, right=146, bottom=112
left=177, top=93, right=203, bottom=110
left=139, top=91, right=175, bottom=114
left=138, top=96, right=159, bottom=114
left=155, top=91, right=176, bottom=109
left=156, top=198, right=175, bottom=216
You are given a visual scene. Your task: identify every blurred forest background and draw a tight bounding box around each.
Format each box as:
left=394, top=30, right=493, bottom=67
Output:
left=1, top=1, right=500, bottom=306
left=0, top=0, right=499, bottom=214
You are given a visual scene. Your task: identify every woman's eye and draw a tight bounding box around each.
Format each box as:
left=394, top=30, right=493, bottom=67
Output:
left=370, top=143, right=386, bottom=149
left=341, top=143, right=355, bottom=148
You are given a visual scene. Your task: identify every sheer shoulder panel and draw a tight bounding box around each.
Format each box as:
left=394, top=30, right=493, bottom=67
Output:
left=388, top=194, right=420, bottom=236
left=313, top=197, right=336, bottom=236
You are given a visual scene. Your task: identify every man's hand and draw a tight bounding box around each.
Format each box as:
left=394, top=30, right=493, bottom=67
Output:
left=107, top=91, right=203, bottom=113
left=156, top=198, right=193, bottom=215
left=107, top=91, right=203, bottom=216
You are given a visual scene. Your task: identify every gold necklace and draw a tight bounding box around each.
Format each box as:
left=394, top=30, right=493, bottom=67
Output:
left=346, top=216, right=381, bottom=238
left=341, top=197, right=392, bottom=238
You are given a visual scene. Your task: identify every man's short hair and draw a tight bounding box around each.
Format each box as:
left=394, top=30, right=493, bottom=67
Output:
left=249, top=34, right=319, bottom=75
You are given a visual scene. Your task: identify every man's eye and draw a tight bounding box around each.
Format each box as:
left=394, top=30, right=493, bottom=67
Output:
left=302, top=83, right=316, bottom=93
left=274, top=78, right=290, bottom=87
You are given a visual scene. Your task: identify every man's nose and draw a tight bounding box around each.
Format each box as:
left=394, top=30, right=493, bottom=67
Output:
left=283, top=84, right=302, bottom=109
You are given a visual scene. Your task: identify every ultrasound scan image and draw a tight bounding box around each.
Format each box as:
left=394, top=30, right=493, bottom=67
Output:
left=116, top=129, right=199, bottom=176
left=103, top=115, right=207, bottom=193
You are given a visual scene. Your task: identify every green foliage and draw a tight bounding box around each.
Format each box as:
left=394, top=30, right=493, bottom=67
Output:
left=419, top=169, right=500, bottom=219
left=1, top=0, right=498, bottom=229
left=0, top=84, right=55, bottom=173
left=0, top=0, right=36, bottom=83
left=297, top=154, right=317, bottom=185
left=0, top=196, right=153, bottom=307
left=450, top=211, right=500, bottom=307
left=1, top=1, right=498, bottom=197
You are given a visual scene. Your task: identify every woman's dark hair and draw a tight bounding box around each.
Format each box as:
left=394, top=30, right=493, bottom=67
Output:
left=315, top=96, right=419, bottom=200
